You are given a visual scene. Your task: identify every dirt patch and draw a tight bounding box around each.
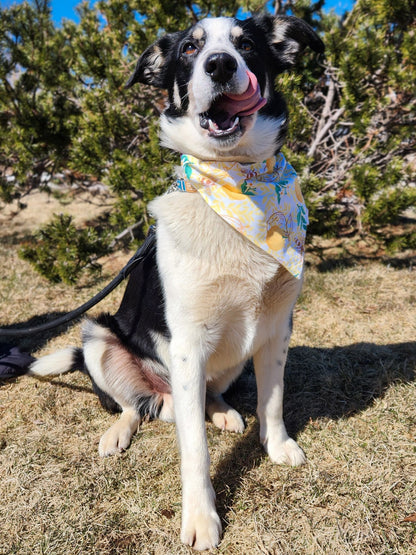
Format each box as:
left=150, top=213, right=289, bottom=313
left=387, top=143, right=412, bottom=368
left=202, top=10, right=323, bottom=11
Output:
left=0, top=187, right=114, bottom=245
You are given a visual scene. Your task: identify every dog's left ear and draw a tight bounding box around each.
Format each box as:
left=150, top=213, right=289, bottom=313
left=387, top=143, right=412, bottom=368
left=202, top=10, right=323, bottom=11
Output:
left=125, top=32, right=183, bottom=89
left=256, top=14, right=325, bottom=72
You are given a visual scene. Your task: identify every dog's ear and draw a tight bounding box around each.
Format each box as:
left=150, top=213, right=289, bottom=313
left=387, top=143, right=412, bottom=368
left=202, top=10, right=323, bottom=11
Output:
left=125, top=32, right=183, bottom=89
left=256, top=14, right=325, bottom=72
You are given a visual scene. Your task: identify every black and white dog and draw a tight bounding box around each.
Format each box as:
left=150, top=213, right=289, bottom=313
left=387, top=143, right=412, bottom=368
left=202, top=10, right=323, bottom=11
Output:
left=29, top=14, right=323, bottom=550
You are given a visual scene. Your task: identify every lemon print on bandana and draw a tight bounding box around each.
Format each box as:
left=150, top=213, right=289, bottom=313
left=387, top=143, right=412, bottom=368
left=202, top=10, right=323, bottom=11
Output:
left=266, top=211, right=287, bottom=252
left=179, top=153, right=308, bottom=279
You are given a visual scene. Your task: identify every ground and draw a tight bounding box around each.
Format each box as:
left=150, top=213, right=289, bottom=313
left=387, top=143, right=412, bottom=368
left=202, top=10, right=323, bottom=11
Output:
left=0, top=190, right=415, bottom=554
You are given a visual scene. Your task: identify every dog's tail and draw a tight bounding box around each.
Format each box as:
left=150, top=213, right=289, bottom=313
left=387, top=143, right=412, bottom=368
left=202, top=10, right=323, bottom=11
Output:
left=28, top=347, right=84, bottom=378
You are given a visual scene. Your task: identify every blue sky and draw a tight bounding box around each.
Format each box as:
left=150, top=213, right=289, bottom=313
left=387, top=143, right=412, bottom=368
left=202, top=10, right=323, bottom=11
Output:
left=1, top=0, right=355, bottom=26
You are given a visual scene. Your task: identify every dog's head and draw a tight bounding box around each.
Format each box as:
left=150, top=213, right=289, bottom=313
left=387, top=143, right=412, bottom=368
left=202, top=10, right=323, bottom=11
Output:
left=126, top=15, right=324, bottom=162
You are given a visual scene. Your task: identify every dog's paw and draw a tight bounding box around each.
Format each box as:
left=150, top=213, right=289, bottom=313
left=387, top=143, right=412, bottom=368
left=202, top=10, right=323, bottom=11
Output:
left=158, top=393, right=175, bottom=422
left=265, top=436, right=306, bottom=467
left=211, top=408, right=245, bottom=433
left=98, top=418, right=138, bottom=457
left=181, top=509, right=222, bottom=551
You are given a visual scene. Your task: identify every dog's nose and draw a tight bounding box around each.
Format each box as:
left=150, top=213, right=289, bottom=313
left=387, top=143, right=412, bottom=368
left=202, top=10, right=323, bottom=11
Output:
left=204, top=53, right=237, bottom=83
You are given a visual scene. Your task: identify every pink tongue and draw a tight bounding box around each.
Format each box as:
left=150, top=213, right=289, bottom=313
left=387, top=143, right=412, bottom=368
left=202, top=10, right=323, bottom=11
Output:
left=220, top=70, right=267, bottom=117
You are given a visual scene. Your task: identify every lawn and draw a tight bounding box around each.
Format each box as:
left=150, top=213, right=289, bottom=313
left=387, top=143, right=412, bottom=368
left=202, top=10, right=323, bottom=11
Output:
left=0, top=191, right=415, bottom=554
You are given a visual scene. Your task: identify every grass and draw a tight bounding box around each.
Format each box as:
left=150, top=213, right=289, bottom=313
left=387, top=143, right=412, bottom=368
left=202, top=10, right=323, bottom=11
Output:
left=0, top=192, right=415, bottom=554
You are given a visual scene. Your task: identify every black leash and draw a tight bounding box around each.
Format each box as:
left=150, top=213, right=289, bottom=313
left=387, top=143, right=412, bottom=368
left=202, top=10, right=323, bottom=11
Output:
left=0, top=226, right=156, bottom=338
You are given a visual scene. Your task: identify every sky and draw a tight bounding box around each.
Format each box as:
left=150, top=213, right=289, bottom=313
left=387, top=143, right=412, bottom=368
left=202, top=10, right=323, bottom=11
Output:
left=1, top=0, right=355, bottom=26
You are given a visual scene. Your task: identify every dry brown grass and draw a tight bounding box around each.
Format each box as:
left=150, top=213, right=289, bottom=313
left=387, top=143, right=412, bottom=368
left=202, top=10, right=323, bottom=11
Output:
left=0, top=192, right=415, bottom=554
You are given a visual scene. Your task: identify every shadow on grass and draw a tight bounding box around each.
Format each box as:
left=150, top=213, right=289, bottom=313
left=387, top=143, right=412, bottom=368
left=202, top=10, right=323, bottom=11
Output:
left=216, top=340, right=416, bottom=529
left=306, top=246, right=416, bottom=273
left=313, top=254, right=415, bottom=273
left=284, top=341, right=415, bottom=435
left=0, top=230, right=37, bottom=247
left=0, top=311, right=80, bottom=354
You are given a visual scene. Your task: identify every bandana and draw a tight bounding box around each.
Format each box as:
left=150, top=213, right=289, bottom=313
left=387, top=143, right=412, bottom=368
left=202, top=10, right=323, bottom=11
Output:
left=176, top=153, right=308, bottom=279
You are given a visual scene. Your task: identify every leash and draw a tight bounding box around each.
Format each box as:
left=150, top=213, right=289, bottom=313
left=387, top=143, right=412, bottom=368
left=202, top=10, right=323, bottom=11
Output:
left=0, top=226, right=156, bottom=338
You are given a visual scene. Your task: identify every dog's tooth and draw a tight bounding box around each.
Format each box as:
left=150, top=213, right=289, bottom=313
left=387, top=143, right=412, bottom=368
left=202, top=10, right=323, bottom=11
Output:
left=206, top=115, right=240, bottom=137
left=208, top=119, right=219, bottom=132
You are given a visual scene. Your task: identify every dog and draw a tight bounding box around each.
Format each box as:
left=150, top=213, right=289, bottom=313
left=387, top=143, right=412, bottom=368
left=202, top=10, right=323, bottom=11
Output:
left=28, top=14, right=324, bottom=550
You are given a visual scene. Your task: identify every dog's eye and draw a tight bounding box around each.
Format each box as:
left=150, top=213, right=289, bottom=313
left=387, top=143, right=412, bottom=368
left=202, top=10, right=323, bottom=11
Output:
left=239, top=39, right=254, bottom=52
left=182, top=42, right=198, bottom=56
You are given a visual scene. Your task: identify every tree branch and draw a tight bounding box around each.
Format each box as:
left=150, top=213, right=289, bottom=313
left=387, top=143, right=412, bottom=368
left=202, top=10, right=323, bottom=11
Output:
left=308, top=107, right=345, bottom=158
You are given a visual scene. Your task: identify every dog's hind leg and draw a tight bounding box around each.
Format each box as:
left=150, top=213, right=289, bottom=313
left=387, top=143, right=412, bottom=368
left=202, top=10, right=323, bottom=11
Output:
left=82, top=320, right=170, bottom=457
left=98, top=391, right=174, bottom=457
left=158, top=392, right=174, bottom=422
left=206, top=391, right=245, bottom=433
left=206, top=364, right=245, bottom=433
left=99, top=408, right=141, bottom=457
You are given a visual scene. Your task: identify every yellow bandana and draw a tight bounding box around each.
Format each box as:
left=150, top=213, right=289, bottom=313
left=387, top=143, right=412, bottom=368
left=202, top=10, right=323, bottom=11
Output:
left=177, top=153, right=308, bottom=279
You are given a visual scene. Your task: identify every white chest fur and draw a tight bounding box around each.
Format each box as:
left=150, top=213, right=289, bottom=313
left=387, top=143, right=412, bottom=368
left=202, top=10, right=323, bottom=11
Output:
left=149, top=191, right=302, bottom=377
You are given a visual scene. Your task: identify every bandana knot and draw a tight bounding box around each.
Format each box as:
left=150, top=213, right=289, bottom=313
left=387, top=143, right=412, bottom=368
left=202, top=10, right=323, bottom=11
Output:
left=176, top=153, right=308, bottom=279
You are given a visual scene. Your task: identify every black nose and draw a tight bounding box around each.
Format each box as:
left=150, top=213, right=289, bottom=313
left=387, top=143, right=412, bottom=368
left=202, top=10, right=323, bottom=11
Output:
left=204, top=53, right=238, bottom=83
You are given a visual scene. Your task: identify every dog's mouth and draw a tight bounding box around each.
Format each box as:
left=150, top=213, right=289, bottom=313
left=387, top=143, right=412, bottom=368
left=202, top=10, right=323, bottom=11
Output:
left=199, top=70, right=266, bottom=139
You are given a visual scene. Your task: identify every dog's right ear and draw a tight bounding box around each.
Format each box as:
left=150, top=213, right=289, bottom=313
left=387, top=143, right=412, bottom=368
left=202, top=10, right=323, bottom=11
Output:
left=125, top=32, right=182, bottom=89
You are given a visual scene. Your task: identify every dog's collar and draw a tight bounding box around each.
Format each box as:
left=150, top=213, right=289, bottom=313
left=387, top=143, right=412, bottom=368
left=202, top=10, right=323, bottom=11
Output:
left=175, top=153, right=308, bottom=279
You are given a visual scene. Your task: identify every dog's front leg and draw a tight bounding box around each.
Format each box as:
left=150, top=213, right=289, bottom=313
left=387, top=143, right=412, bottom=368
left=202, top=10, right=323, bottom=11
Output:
left=169, top=334, right=222, bottom=551
left=254, top=313, right=306, bottom=467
